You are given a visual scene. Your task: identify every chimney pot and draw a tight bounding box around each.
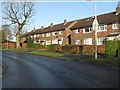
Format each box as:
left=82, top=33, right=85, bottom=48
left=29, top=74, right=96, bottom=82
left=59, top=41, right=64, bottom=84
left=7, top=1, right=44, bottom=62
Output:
left=41, top=26, right=44, bottom=30
left=50, top=23, right=53, bottom=27
left=116, top=5, right=120, bottom=15
left=64, top=19, right=67, bottom=25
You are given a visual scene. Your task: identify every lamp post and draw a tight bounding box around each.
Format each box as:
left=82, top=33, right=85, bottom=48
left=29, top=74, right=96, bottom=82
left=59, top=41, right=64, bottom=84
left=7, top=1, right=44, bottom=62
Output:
left=94, top=0, right=98, bottom=59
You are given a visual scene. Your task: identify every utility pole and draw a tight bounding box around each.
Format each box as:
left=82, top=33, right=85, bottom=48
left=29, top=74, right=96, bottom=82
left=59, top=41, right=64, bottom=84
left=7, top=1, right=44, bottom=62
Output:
left=94, top=0, right=98, bottom=59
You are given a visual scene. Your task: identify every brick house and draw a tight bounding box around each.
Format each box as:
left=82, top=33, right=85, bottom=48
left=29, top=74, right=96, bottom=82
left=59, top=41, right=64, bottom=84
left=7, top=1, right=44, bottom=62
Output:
left=21, top=5, right=120, bottom=54
left=22, top=20, right=78, bottom=46
left=70, top=11, right=120, bottom=45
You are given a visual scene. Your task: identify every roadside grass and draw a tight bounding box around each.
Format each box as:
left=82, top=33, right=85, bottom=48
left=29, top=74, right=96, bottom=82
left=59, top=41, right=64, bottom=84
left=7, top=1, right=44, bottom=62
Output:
left=75, top=56, right=119, bottom=67
left=30, top=51, right=64, bottom=58
left=1, top=48, right=34, bottom=52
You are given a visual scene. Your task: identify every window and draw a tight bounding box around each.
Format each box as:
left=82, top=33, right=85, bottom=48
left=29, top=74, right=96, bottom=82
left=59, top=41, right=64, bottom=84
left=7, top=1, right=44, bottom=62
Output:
left=75, top=29, right=80, bottom=33
left=52, top=39, right=58, bottom=44
left=46, top=40, right=51, bottom=45
left=98, top=24, right=107, bottom=31
left=108, top=37, right=115, bottom=40
left=76, top=40, right=80, bottom=45
left=42, top=34, right=44, bottom=37
left=52, top=32, right=58, bottom=36
left=34, top=35, right=36, bottom=38
left=59, top=31, right=63, bottom=35
left=112, top=22, right=118, bottom=29
left=97, top=38, right=106, bottom=45
left=84, top=27, right=92, bottom=33
left=31, top=35, right=33, bottom=38
left=37, top=34, right=39, bottom=37
left=46, top=33, right=51, bottom=37
left=33, top=41, right=36, bottom=44
left=84, top=38, right=92, bottom=45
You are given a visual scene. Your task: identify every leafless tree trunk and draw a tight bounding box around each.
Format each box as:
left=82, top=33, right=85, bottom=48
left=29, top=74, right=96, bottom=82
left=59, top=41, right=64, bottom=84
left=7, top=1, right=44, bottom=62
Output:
left=2, top=2, right=34, bottom=48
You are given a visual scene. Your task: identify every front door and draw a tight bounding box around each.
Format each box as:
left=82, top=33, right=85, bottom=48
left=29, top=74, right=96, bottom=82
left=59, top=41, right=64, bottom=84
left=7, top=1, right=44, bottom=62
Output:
left=67, top=34, right=71, bottom=45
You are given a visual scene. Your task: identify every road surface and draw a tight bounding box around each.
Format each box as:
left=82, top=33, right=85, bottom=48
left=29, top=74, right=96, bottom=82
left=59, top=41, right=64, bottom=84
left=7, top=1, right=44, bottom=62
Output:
left=2, top=51, right=118, bottom=88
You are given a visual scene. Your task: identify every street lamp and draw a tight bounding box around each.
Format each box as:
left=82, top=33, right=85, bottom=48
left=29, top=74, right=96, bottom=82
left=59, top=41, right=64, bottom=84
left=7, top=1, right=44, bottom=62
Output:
left=94, top=0, right=98, bottom=59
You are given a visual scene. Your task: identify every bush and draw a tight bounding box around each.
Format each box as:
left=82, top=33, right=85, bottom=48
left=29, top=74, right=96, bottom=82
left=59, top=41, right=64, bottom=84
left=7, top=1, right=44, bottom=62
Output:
left=105, top=40, right=119, bottom=56
left=27, top=36, right=35, bottom=48
left=47, top=44, right=59, bottom=52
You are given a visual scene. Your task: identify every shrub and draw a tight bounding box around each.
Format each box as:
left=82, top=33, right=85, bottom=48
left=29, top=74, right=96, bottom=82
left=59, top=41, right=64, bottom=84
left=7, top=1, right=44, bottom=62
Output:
left=27, top=36, right=35, bottom=48
left=105, top=40, right=119, bottom=56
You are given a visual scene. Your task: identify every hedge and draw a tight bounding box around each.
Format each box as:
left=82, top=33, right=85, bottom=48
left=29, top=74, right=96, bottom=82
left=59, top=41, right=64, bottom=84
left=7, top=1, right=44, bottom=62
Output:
left=105, top=40, right=119, bottom=56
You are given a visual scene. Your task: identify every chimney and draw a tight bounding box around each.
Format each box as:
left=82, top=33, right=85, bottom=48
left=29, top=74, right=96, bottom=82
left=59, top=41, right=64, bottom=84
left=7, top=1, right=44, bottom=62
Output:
left=64, top=19, right=67, bottom=25
left=116, top=5, right=120, bottom=15
left=50, top=23, right=53, bottom=27
left=41, top=26, right=44, bottom=30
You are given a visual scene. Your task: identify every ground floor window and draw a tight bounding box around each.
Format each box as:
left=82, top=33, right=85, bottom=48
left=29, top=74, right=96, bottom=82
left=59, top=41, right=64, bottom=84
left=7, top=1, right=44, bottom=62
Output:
left=76, top=40, right=80, bottom=45
left=46, top=40, right=51, bottom=45
left=97, top=38, right=104, bottom=45
left=107, top=37, right=116, bottom=40
left=52, top=39, right=58, bottom=44
left=83, top=38, right=92, bottom=45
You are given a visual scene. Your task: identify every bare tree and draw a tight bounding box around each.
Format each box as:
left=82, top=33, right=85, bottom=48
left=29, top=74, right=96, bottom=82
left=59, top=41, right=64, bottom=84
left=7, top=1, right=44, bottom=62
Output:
left=2, top=2, right=34, bottom=48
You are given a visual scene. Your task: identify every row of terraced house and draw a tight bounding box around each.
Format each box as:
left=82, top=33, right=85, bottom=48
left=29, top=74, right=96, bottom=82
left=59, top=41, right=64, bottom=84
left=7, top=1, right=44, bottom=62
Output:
left=21, top=5, right=120, bottom=54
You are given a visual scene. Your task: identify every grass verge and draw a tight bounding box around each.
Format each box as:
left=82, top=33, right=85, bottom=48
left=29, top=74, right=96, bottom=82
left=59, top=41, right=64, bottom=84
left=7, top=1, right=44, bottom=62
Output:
left=72, top=56, right=119, bottom=68
left=1, top=48, right=34, bottom=52
left=30, top=51, right=64, bottom=57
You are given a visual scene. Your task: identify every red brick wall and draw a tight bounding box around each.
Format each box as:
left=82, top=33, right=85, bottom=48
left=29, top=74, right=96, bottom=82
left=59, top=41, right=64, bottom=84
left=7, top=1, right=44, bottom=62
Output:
left=0, top=42, right=16, bottom=48
left=22, top=43, right=27, bottom=48
left=98, top=45, right=105, bottom=54
left=82, top=45, right=94, bottom=55
left=55, top=45, right=105, bottom=55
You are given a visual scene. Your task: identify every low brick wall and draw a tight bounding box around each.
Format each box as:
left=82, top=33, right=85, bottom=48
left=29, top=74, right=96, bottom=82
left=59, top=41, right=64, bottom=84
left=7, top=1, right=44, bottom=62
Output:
left=82, top=45, right=94, bottom=55
left=55, top=45, right=105, bottom=55
left=97, top=45, right=105, bottom=54
left=0, top=42, right=16, bottom=48
left=22, top=43, right=27, bottom=48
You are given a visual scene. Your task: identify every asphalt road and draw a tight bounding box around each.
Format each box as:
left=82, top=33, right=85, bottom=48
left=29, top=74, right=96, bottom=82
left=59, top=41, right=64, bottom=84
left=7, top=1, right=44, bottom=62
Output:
left=2, top=51, right=118, bottom=88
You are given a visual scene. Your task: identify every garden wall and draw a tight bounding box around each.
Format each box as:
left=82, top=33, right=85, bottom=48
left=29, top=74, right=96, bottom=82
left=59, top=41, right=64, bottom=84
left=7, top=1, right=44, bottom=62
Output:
left=0, top=42, right=16, bottom=48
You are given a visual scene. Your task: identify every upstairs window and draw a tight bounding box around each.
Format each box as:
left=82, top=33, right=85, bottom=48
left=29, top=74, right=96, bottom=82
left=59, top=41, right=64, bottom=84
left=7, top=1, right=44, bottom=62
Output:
left=112, top=22, right=119, bottom=29
left=83, top=27, right=92, bottom=33
left=98, top=24, right=107, bottom=31
left=46, top=33, right=51, bottom=37
left=52, top=32, right=58, bottom=36
left=75, top=29, right=80, bottom=33
left=42, top=34, right=44, bottom=37
left=59, top=31, right=63, bottom=35
left=37, top=34, right=40, bottom=37
left=34, top=35, right=36, bottom=38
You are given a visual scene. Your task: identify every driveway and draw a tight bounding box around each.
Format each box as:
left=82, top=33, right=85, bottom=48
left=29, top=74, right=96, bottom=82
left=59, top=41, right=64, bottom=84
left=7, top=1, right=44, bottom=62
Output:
left=2, top=51, right=118, bottom=88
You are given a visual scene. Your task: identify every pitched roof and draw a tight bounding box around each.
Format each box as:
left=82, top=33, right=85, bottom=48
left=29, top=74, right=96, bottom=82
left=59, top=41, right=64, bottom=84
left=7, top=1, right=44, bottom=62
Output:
left=71, top=11, right=119, bottom=29
left=33, top=20, right=75, bottom=34
left=25, top=30, right=36, bottom=36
